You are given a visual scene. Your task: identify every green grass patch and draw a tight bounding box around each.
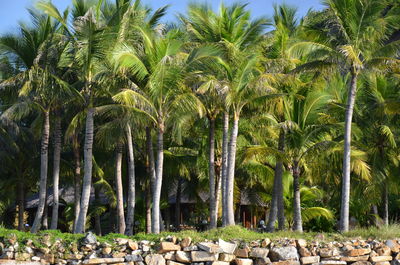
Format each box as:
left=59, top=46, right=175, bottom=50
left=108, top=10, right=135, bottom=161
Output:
left=1, top=225, right=400, bottom=249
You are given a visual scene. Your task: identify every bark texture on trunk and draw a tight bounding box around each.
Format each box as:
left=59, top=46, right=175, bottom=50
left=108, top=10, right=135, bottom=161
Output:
left=226, top=114, right=239, bottom=226
left=340, top=72, right=358, bottom=232
left=152, top=124, right=164, bottom=234
left=75, top=107, right=94, bottom=234
left=383, top=181, right=389, bottom=226
left=17, top=181, right=25, bottom=231
left=215, top=168, right=221, bottom=225
left=50, top=118, right=62, bottom=230
left=277, top=130, right=286, bottom=230
left=266, top=164, right=279, bottom=232
left=115, top=143, right=126, bottom=234
left=31, top=111, right=50, bottom=233
left=208, top=118, right=217, bottom=229
left=221, top=112, right=229, bottom=226
left=73, top=135, right=81, bottom=233
left=145, top=187, right=152, bottom=234
left=42, top=188, right=49, bottom=230
left=292, top=160, right=303, bottom=232
left=125, top=124, right=136, bottom=235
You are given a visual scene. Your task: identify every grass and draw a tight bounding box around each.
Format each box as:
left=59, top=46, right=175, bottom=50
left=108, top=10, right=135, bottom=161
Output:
left=1, top=225, right=400, bottom=249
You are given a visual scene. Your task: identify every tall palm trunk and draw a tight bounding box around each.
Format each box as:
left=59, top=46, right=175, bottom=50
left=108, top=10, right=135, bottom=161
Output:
left=215, top=168, right=222, bottom=225
left=17, top=180, right=25, bottom=231
left=115, top=143, right=126, bottom=234
left=266, top=165, right=279, bottom=232
left=277, top=130, right=286, bottom=230
left=73, top=135, right=81, bottom=232
left=125, top=124, right=136, bottom=235
left=226, top=113, right=239, bottom=225
left=146, top=127, right=156, bottom=232
left=292, top=160, right=302, bottom=232
left=152, top=123, right=164, bottom=234
left=75, top=107, right=94, bottom=234
left=383, top=181, right=389, bottom=226
left=175, top=177, right=183, bottom=230
left=50, top=118, right=62, bottom=230
left=42, top=191, right=49, bottom=230
left=31, top=110, right=50, bottom=233
left=145, top=188, right=152, bottom=233
left=208, top=117, right=217, bottom=229
left=221, top=112, right=229, bottom=226
left=340, top=71, right=358, bottom=232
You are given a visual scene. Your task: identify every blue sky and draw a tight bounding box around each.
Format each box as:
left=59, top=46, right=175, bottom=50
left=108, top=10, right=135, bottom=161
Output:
left=0, top=0, right=324, bottom=34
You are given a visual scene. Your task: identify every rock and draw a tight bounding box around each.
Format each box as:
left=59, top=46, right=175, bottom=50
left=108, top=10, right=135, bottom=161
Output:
left=112, top=252, right=127, bottom=258
left=145, top=254, right=166, bottom=265
left=175, top=251, right=191, bottom=263
left=298, top=247, right=311, bottom=257
left=271, top=261, right=300, bottom=265
left=375, top=262, right=391, bottom=265
left=386, top=241, right=400, bottom=253
left=377, top=246, right=392, bottom=256
left=218, top=239, right=237, bottom=254
left=351, top=261, right=372, bottom=265
left=127, top=240, right=138, bottom=251
left=191, top=251, right=217, bottom=262
left=0, top=252, right=14, bottom=259
left=14, top=252, right=31, bottom=261
left=370, top=256, right=393, bottom=262
left=164, top=252, right=176, bottom=261
left=38, top=247, right=50, bottom=254
left=198, top=243, right=223, bottom=254
left=235, top=248, right=250, bottom=258
left=255, top=257, right=272, bottom=265
left=210, top=262, right=230, bottom=265
left=40, top=234, right=52, bottom=248
left=392, top=260, right=400, bottom=265
left=319, top=261, right=346, bottom=265
left=82, top=232, right=97, bottom=245
left=340, top=255, right=369, bottom=262
left=319, top=248, right=340, bottom=258
left=7, top=234, right=17, bottom=245
left=115, top=238, right=129, bottom=246
left=32, top=256, right=41, bottom=262
left=183, top=246, right=198, bottom=251
left=235, top=258, right=253, bottom=265
left=180, top=238, right=192, bottom=249
left=25, top=246, right=34, bottom=254
left=296, top=240, right=307, bottom=248
left=250, top=248, right=269, bottom=259
left=82, top=258, right=125, bottom=264
left=219, top=253, right=236, bottom=262
left=269, top=246, right=299, bottom=261
left=300, top=256, right=320, bottom=264
left=64, top=254, right=84, bottom=260
left=125, top=254, right=143, bottom=262
left=346, top=248, right=371, bottom=256
left=159, top=242, right=181, bottom=253
left=262, top=239, right=271, bottom=248
left=102, top=247, right=112, bottom=255
left=167, top=261, right=184, bottom=265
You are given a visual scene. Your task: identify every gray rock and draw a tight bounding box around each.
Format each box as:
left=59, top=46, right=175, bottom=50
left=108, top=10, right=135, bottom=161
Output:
left=269, top=246, right=299, bottom=261
left=175, top=251, right=191, bottom=263
left=125, top=254, right=143, bottom=262
left=191, top=251, right=218, bottom=262
left=145, top=254, right=166, bottom=265
left=82, top=232, right=97, bottom=245
left=218, top=239, right=237, bottom=254
left=198, top=243, right=223, bottom=254
left=250, top=248, right=269, bottom=259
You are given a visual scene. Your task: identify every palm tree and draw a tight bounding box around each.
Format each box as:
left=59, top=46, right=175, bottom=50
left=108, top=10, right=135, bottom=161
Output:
left=181, top=3, right=269, bottom=226
left=291, top=0, right=400, bottom=231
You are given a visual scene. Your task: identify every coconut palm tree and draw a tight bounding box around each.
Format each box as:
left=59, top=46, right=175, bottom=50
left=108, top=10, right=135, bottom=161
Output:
left=290, top=0, right=400, bottom=231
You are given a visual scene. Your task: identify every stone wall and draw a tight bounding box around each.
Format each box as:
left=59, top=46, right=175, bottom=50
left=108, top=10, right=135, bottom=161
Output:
left=1, top=232, right=400, bottom=265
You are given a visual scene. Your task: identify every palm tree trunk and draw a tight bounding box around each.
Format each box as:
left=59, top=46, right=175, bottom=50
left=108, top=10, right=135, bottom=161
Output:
left=175, top=177, right=183, bottom=231
left=17, top=180, right=25, bottom=231
left=74, top=107, right=94, bottom=234
left=340, top=72, right=358, bottom=232
left=208, top=117, right=217, bottom=229
left=50, top=118, right=62, bottom=230
left=226, top=114, right=239, bottom=226
left=146, top=126, right=156, bottom=232
left=125, top=124, right=136, bottom=235
left=31, top=110, right=50, bottom=233
left=152, top=123, right=164, bottom=234
left=383, top=181, right=389, bottom=226
left=145, top=187, right=152, bottom=233
left=215, top=168, right=222, bottom=225
left=221, top=111, right=229, bottom=226
left=73, top=135, right=81, bottom=233
left=277, top=130, right=286, bottom=230
left=42, top=188, right=49, bottom=230
left=266, top=165, right=279, bottom=232
left=292, top=160, right=303, bottom=232
left=115, top=143, right=126, bottom=234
